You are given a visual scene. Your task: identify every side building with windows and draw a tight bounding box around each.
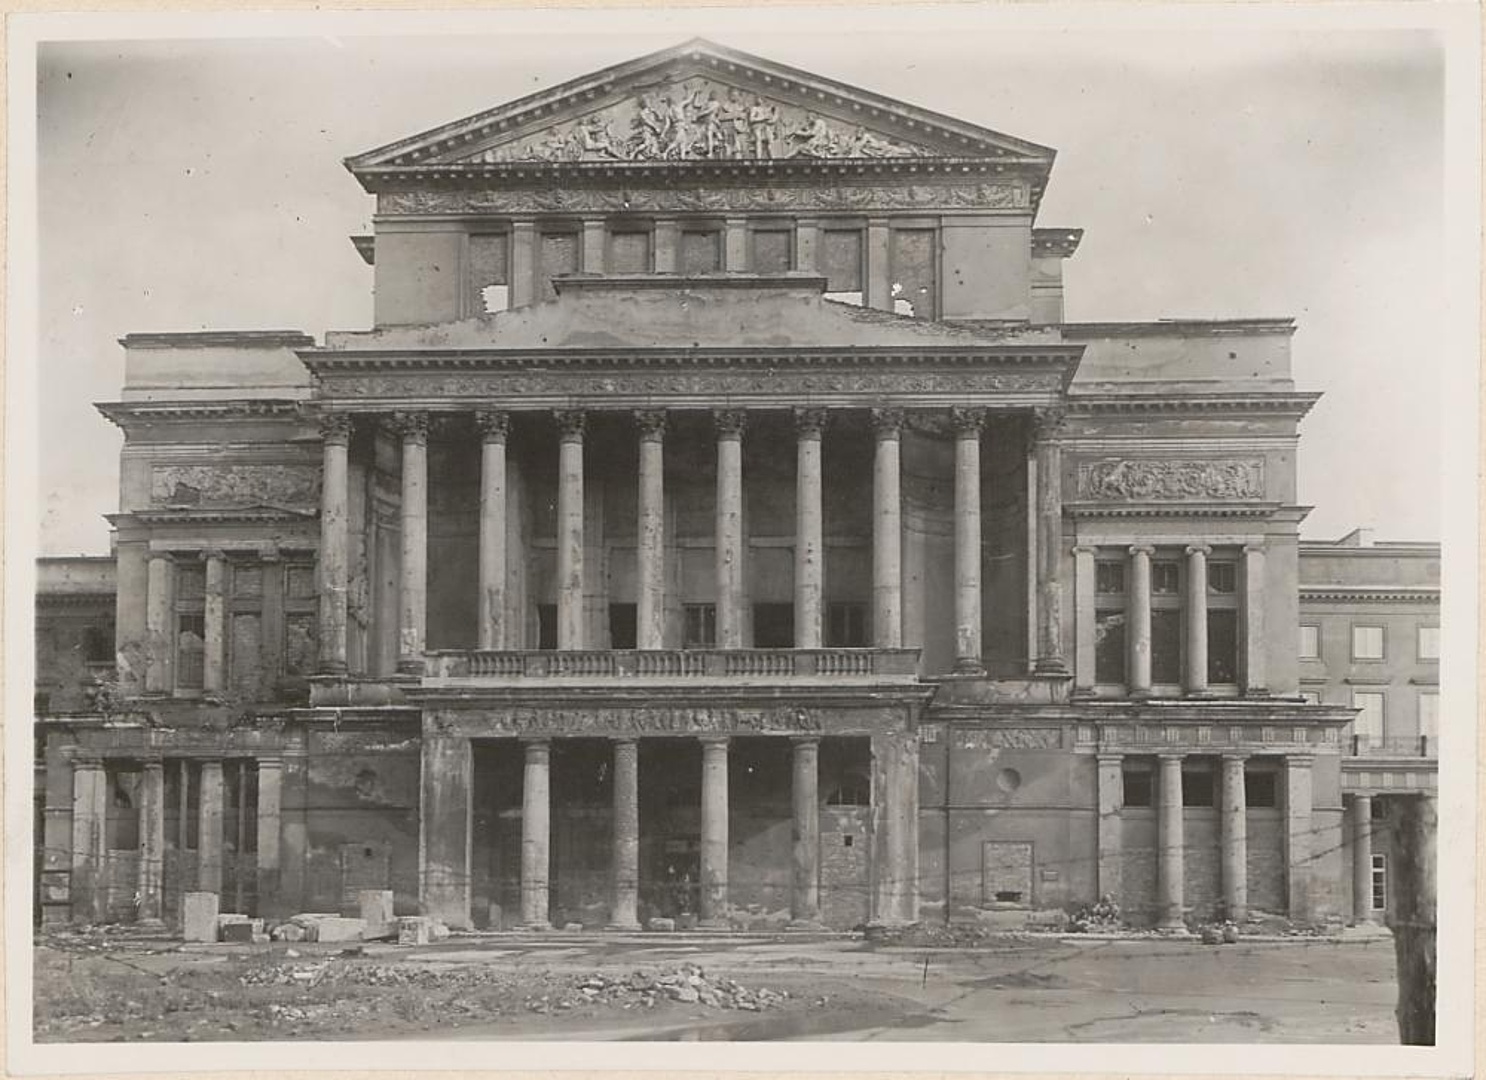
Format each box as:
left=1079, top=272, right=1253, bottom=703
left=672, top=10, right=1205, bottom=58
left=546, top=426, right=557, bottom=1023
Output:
left=1298, top=528, right=1439, bottom=925
left=39, top=39, right=1372, bottom=932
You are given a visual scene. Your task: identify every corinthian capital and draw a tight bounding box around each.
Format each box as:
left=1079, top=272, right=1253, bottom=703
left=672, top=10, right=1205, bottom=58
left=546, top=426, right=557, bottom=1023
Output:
left=793, top=407, right=828, bottom=440
left=948, top=406, right=986, bottom=437
left=475, top=409, right=510, bottom=442
left=385, top=411, right=429, bottom=444
left=1030, top=405, right=1067, bottom=443
left=634, top=409, right=668, bottom=442
left=318, top=413, right=353, bottom=445
left=554, top=409, right=587, bottom=442
left=713, top=408, right=747, bottom=440
left=870, top=407, right=906, bottom=440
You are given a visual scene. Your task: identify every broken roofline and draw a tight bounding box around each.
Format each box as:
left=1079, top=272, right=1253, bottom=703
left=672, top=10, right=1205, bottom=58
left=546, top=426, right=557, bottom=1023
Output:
left=343, top=37, right=1057, bottom=177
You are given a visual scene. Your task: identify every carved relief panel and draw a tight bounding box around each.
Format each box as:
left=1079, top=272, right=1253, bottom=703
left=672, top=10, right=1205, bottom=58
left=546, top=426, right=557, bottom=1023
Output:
left=1074, top=458, right=1265, bottom=501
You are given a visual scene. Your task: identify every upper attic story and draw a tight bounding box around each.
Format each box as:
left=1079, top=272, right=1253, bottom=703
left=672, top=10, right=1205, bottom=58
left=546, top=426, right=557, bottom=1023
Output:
left=1299, top=528, right=1442, bottom=592
left=343, top=38, right=1091, bottom=329
left=37, top=555, right=117, bottom=599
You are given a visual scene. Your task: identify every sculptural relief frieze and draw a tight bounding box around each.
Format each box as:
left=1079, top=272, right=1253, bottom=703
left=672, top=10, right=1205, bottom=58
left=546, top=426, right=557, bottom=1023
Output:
left=150, top=464, right=321, bottom=509
left=451, top=79, right=934, bottom=165
left=953, top=728, right=1063, bottom=751
left=319, top=370, right=1064, bottom=401
left=1076, top=458, right=1264, bottom=501
left=378, top=180, right=1027, bottom=217
left=431, top=705, right=824, bottom=736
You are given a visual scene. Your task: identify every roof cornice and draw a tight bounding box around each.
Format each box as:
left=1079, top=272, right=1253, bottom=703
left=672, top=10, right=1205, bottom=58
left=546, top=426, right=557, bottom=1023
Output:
left=1067, top=503, right=1284, bottom=520
left=96, top=400, right=306, bottom=428
left=1299, top=586, right=1440, bottom=604
left=1067, top=392, right=1321, bottom=417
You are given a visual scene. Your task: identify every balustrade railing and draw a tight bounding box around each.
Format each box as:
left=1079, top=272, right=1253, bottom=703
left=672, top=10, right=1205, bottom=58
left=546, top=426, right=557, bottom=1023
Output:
left=427, top=648, right=920, bottom=680
left=1348, top=734, right=1435, bottom=758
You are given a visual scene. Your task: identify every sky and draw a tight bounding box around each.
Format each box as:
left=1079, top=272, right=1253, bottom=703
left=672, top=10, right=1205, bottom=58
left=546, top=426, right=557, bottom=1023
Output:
left=29, top=8, right=1458, bottom=554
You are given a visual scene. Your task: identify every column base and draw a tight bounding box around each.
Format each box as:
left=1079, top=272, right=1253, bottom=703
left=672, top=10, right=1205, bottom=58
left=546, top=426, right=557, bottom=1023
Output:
left=521, top=920, right=551, bottom=931
left=1129, top=687, right=1154, bottom=700
left=698, top=917, right=730, bottom=930
left=1070, top=685, right=1098, bottom=700
left=1184, top=689, right=1215, bottom=700
left=951, top=657, right=986, bottom=676
left=396, top=658, right=425, bottom=675
left=136, top=917, right=167, bottom=930
left=606, top=920, right=643, bottom=932
left=1033, top=656, right=1070, bottom=676
left=786, top=918, right=825, bottom=931
left=316, top=661, right=348, bottom=676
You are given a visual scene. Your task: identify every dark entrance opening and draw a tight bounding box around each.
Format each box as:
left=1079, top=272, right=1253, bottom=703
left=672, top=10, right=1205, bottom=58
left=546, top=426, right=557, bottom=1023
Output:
left=638, top=738, right=701, bottom=923
left=471, top=739, right=523, bottom=929
left=550, top=738, right=613, bottom=927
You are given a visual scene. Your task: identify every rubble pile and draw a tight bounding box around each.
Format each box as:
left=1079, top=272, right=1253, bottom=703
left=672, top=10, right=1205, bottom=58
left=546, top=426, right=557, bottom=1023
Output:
left=525, top=964, right=790, bottom=1014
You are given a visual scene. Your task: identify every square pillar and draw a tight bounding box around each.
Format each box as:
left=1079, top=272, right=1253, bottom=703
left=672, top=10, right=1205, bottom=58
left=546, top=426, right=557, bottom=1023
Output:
left=866, top=218, right=891, bottom=310
left=699, top=736, right=730, bottom=926
left=654, top=219, right=678, bottom=273
left=790, top=737, right=821, bottom=926
left=197, top=758, right=224, bottom=898
left=724, top=217, right=748, bottom=270
left=1073, top=546, right=1097, bottom=696
left=521, top=739, right=551, bottom=928
left=509, top=221, right=535, bottom=308
left=138, top=757, right=166, bottom=925
left=795, top=218, right=819, bottom=273
left=1242, top=543, right=1269, bottom=695
left=70, top=754, right=106, bottom=923
left=1220, top=753, right=1248, bottom=921
left=1096, top=753, right=1123, bottom=901
left=872, top=731, right=920, bottom=925
left=256, top=756, right=284, bottom=918
left=419, top=735, right=472, bottom=929
left=581, top=218, right=605, bottom=272
left=1156, top=753, right=1184, bottom=929
left=1285, top=755, right=1314, bottom=922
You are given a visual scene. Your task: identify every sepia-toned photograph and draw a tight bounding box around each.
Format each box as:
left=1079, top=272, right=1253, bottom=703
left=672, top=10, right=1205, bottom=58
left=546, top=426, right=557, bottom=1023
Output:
left=8, top=4, right=1478, bottom=1075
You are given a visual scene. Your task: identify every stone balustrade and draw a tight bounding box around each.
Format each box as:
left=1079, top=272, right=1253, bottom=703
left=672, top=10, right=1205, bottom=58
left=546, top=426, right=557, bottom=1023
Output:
left=425, top=647, right=920, bottom=682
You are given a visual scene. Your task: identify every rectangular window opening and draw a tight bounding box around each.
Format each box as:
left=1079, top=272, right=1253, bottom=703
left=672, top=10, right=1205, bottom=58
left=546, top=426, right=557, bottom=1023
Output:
left=1371, top=854, right=1387, bottom=911
left=1244, top=769, right=1277, bottom=808
left=683, top=604, right=716, bottom=650
left=1151, top=609, right=1181, bottom=685
left=752, top=229, right=792, bottom=273
left=1352, top=625, right=1385, bottom=660
left=826, top=602, right=869, bottom=648
left=1181, top=766, right=1215, bottom=807
left=680, top=229, right=722, bottom=274
left=608, top=604, right=637, bottom=650
left=1207, top=609, right=1239, bottom=684
left=1121, top=763, right=1154, bottom=807
left=752, top=603, right=794, bottom=649
left=1299, top=624, right=1320, bottom=660
left=536, top=604, right=557, bottom=650
left=1418, top=625, right=1440, bottom=661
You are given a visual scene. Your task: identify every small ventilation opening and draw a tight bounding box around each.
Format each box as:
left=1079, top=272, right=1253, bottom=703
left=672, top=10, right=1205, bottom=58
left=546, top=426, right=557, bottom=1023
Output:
left=994, top=890, right=1023, bottom=903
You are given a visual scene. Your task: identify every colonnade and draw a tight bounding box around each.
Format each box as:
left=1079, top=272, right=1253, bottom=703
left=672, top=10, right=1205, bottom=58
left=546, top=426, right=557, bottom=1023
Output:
left=1095, top=751, right=1313, bottom=926
left=317, top=405, right=1069, bottom=675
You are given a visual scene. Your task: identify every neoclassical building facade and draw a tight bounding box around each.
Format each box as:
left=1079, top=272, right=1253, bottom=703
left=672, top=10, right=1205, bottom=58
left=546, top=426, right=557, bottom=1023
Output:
left=39, top=40, right=1364, bottom=931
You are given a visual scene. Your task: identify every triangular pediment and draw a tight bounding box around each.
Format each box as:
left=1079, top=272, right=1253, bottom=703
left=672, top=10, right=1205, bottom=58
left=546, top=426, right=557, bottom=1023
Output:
left=348, top=38, right=1054, bottom=174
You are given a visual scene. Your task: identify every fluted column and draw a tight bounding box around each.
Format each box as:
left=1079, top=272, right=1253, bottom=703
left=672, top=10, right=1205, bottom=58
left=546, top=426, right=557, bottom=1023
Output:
left=1351, top=793, right=1375, bottom=924
left=699, top=736, right=730, bottom=926
left=138, top=757, right=166, bottom=925
left=714, top=410, right=747, bottom=649
left=1221, top=753, right=1248, bottom=921
left=950, top=407, right=986, bottom=674
left=790, top=737, right=821, bottom=925
left=144, top=553, right=174, bottom=693
left=1096, top=753, right=1124, bottom=901
left=555, top=410, right=587, bottom=651
left=610, top=738, right=641, bottom=929
left=635, top=410, right=667, bottom=650
left=198, top=758, right=224, bottom=896
left=1031, top=408, right=1068, bottom=674
left=521, top=739, right=551, bottom=928
left=871, top=408, right=904, bottom=648
left=1073, top=546, right=1097, bottom=696
left=202, top=551, right=227, bottom=693
left=391, top=412, right=429, bottom=673
left=1242, top=543, right=1268, bottom=695
left=1185, top=544, right=1211, bottom=696
left=1127, top=545, right=1154, bottom=696
left=794, top=408, right=827, bottom=649
left=318, top=414, right=352, bottom=674
left=1157, top=753, right=1185, bottom=929
left=476, top=410, right=510, bottom=650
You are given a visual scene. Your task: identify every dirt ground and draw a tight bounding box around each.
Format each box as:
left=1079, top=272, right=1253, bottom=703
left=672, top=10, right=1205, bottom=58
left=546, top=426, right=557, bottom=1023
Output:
left=31, top=926, right=1402, bottom=1043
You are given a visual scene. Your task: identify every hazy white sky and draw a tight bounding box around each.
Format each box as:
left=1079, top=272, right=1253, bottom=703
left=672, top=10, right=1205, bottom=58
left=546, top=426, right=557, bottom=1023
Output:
left=31, top=8, right=1454, bottom=554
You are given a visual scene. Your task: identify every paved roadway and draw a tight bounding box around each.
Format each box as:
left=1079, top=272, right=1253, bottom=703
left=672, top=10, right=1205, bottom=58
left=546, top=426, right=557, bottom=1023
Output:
left=400, top=931, right=1399, bottom=1042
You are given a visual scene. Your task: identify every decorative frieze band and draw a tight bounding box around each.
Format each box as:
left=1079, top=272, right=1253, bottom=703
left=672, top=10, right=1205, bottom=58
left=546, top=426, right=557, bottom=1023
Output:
left=378, top=180, right=1029, bottom=218
left=1076, top=458, right=1264, bottom=501
left=150, top=464, right=321, bottom=510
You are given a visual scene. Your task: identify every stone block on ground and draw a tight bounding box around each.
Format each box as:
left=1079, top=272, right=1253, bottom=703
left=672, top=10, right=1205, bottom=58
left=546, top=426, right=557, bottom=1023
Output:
left=562, top=922, right=584, bottom=932
left=647, top=917, right=676, bottom=932
left=311, top=917, right=365, bottom=943
left=271, top=922, right=306, bottom=942
left=430, top=920, right=451, bottom=941
left=182, top=892, right=220, bottom=943
left=219, top=921, right=256, bottom=943
left=358, top=890, right=396, bottom=937
left=397, top=916, right=432, bottom=945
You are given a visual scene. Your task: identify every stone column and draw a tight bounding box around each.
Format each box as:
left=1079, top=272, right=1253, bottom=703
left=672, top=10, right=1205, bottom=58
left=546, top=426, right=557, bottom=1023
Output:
left=555, top=410, right=587, bottom=651
left=1156, top=753, right=1185, bottom=929
left=790, top=737, right=821, bottom=925
left=198, top=758, right=224, bottom=897
left=1031, top=408, right=1068, bottom=674
left=1220, top=753, right=1248, bottom=921
left=871, top=408, right=905, bottom=649
left=1351, top=793, right=1375, bottom=924
left=1127, top=545, right=1154, bottom=697
left=255, top=757, right=283, bottom=918
left=138, top=757, right=166, bottom=925
left=144, top=553, right=174, bottom=693
left=318, top=414, right=352, bottom=673
left=635, top=410, right=667, bottom=650
left=1096, top=753, right=1124, bottom=901
left=392, top=412, right=429, bottom=673
left=202, top=552, right=227, bottom=693
left=873, top=731, right=920, bottom=924
left=794, top=408, right=827, bottom=649
left=476, top=410, right=510, bottom=650
left=714, top=410, right=747, bottom=649
left=1185, top=544, right=1211, bottom=696
left=70, top=754, right=106, bottom=923
left=950, top=407, right=986, bottom=674
left=419, top=736, right=472, bottom=929
left=1073, top=546, right=1097, bottom=696
left=1285, top=755, right=1314, bottom=922
left=699, top=736, right=730, bottom=926
left=521, top=739, right=551, bottom=928
left=509, top=221, right=535, bottom=308
left=866, top=218, right=891, bottom=310
left=1242, top=543, right=1268, bottom=695
left=610, top=738, right=641, bottom=930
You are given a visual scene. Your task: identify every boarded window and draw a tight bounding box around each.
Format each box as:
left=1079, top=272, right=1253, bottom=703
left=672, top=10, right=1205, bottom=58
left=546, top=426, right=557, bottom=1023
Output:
left=1152, top=561, right=1180, bottom=595
left=1151, top=608, right=1181, bottom=684
left=284, top=614, right=318, bottom=676
left=1181, top=765, right=1215, bottom=807
left=106, top=765, right=141, bottom=850
left=1244, top=769, right=1277, bottom=808
left=1207, top=609, right=1238, bottom=683
left=680, top=230, right=721, bottom=274
left=176, top=614, right=205, bottom=690
left=752, top=229, right=792, bottom=273
left=982, top=841, right=1033, bottom=905
left=1352, top=690, right=1385, bottom=742
left=1095, top=610, right=1125, bottom=684
left=1352, top=625, right=1384, bottom=659
left=827, top=602, right=869, bottom=647
left=609, top=230, right=651, bottom=274
left=609, top=604, right=637, bottom=650
left=469, top=233, right=509, bottom=313
left=536, top=604, right=557, bottom=650
left=1299, top=624, right=1320, bottom=659
left=1122, top=761, right=1154, bottom=807
left=539, top=232, right=579, bottom=300
left=1095, top=561, right=1125, bottom=595
left=890, top=228, right=937, bottom=318
left=286, top=565, right=317, bottom=601
left=230, top=613, right=262, bottom=696
left=753, top=603, right=794, bottom=648
left=683, top=604, right=716, bottom=649
left=176, top=566, right=205, bottom=601
left=822, top=229, right=863, bottom=303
